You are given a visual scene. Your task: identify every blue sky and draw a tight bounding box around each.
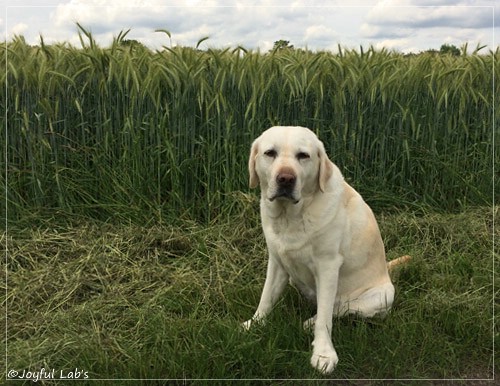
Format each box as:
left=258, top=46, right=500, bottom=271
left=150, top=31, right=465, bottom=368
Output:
left=1, top=0, right=498, bottom=53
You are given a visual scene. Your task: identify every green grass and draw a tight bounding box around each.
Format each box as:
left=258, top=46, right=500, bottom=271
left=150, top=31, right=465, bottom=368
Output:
left=2, top=30, right=497, bottom=384
left=4, top=201, right=496, bottom=384
left=2, top=33, right=497, bottom=222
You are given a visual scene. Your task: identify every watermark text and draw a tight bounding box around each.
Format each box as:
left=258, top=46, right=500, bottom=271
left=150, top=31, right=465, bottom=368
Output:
left=8, top=368, right=89, bottom=382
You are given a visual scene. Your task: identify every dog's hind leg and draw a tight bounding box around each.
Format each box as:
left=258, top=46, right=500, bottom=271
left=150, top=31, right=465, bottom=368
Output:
left=337, top=282, right=395, bottom=318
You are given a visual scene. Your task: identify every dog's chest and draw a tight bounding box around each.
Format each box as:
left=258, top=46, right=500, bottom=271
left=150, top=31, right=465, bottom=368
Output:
left=265, top=219, right=317, bottom=289
left=266, top=216, right=311, bottom=252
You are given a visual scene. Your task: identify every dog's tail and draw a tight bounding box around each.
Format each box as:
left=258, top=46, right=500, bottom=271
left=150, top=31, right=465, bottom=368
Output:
left=387, top=255, right=411, bottom=272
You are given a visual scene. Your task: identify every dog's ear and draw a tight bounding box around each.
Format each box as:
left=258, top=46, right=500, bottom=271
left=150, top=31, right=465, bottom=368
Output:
left=249, top=139, right=260, bottom=188
left=318, top=143, right=333, bottom=193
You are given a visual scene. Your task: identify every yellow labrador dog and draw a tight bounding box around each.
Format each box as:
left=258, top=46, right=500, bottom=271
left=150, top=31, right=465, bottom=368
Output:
left=242, top=126, right=394, bottom=374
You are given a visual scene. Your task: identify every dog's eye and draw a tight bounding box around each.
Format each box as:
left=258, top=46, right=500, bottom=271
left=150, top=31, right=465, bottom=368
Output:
left=264, top=149, right=277, bottom=158
left=296, top=152, right=310, bottom=160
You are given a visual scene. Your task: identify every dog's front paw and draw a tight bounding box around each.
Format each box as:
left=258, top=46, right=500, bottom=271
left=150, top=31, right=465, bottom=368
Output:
left=241, top=319, right=253, bottom=330
left=242, top=314, right=266, bottom=330
left=303, top=315, right=316, bottom=331
left=310, top=348, right=338, bottom=374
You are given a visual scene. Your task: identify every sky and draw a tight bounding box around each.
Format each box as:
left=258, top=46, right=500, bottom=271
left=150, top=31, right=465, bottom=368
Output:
left=1, top=0, right=498, bottom=54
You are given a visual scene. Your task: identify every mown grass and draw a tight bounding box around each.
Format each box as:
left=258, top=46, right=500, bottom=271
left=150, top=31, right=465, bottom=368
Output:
left=4, top=200, right=496, bottom=384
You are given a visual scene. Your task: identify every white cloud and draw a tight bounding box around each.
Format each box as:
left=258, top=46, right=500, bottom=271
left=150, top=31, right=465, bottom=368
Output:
left=303, top=25, right=337, bottom=49
left=1, top=0, right=497, bottom=52
left=373, top=37, right=413, bottom=52
left=11, top=22, right=28, bottom=36
left=47, top=0, right=245, bottom=47
left=360, top=0, right=497, bottom=52
left=305, top=25, right=336, bottom=41
left=360, top=23, right=410, bottom=39
left=52, top=0, right=172, bottom=29
left=365, top=1, right=494, bottom=31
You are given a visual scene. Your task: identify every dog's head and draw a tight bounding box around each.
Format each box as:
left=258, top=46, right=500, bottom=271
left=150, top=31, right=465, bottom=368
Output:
left=248, top=126, right=333, bottom=204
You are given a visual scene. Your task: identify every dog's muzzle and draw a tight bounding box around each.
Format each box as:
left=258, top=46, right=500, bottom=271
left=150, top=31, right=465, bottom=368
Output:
left=269, top=171, right=299, bottom=204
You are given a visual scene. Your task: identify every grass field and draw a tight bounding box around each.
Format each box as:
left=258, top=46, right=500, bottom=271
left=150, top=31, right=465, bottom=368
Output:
left=2, top=32, right=498, bottom=384
left=2, top=35, right=496, bottom=222
left=5, top=200, right=496, bottom=384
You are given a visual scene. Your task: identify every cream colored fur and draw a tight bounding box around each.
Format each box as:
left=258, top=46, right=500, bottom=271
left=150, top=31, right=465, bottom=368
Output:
left=243, top=126, right=394, bottom=374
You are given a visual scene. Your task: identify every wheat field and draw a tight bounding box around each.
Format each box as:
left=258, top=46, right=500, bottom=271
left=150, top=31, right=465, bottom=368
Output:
left=2, top=29, right=497, bottom=222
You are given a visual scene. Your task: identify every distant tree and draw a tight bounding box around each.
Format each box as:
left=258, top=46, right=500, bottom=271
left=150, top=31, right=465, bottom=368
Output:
left=119, top=39, right=150, bottom=52
left=272, top=40, right=294, bottom=51
left=439, top=44, right=460, bottom=56
left=121, top=39, right=144, bottom=48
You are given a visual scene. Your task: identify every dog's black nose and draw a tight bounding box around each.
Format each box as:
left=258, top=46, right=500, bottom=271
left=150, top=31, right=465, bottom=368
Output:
left=276, top=172, right=296, bottom=187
